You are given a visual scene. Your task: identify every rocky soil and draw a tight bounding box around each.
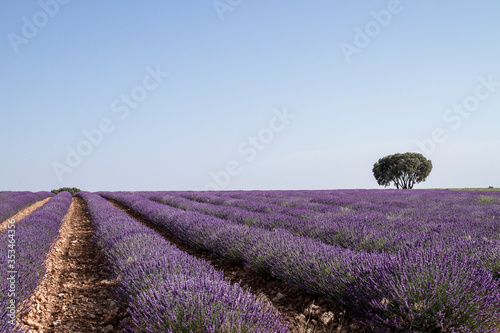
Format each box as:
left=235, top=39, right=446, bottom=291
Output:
left=21, top=198, right=129, bottom=333
left=11, top=196, right=372, bottom=332
left=110, top=199, right=371, bottom=333
left=0, top=197, right=51, bottom=233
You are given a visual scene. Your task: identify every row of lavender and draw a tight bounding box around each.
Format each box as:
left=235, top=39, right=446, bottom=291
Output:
left=204, top=189, right=500, bottom=233
left=0, top=192, right=18, bottom=204
left=165, top=189, right=500, bottom=261
left=79, top=192, right=288, bottom=332
left=143, top=191, right=422, bottom=253
left=0, top=192, right=72, bottom=332
left=137, top=190, right=500, bottom=276
left=102, top=191, right=500, bottom=332
left=0, top=191, right=49, bottom=205
left=228, top=189, right=500, bottom=256
left=0, top=191, right=54, bottom=224
left=0, top=191, right=33, bottom=204
left=160, top=189, right=500, bottom=225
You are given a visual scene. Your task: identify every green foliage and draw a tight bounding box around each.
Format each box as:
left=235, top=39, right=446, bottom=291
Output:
left=51, top=187, right=81, bottom=195
left=436, top=188, right=500, bottom=191
left=476, top=195, right=500, bottom=204
left=373, top=152, right=432, bottom=189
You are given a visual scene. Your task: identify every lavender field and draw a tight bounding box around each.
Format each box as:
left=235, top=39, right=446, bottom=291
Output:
left=1, top=189, right=500, bottom=332
left=102, top=189, right=500, bottom=332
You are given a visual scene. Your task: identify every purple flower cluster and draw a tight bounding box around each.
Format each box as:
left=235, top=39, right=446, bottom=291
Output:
left=102, top=191, right=500, bottom=332
left=0, top=192, right=41, bottom=205
left=0, top=191, right=18, bottom=204
left=0, top=191, right=54, bottom=223
left=0, top=192, right=72, bottom=332
left=80, top=192, right=288, bottom=333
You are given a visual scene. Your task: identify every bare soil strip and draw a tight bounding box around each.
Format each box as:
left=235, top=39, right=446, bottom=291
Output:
left=0, top=197, right=51, bottom=233
left=108, top=199, right=370, bottom=333
left=22, top=197, right=129, bottom=333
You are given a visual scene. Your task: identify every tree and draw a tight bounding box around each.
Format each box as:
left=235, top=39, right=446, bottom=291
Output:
left=373, top=152, right=432, bottom=189
left=51, top=187, right=81, bottom=195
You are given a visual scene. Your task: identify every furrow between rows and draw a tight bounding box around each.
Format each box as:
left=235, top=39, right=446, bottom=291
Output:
left=108, top=198, right=363, bottom=333
left=0, top=192, right=72, bottom=333
left=80, top=192, right=289, bottom=333
left=0, top=197, right=51, bottom=234
left=101, top=191, right=500, bottom=332
left=22, top=197, right=128, bottom=333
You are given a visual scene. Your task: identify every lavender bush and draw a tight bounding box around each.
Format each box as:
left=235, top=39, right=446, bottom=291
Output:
left=140, top=191, right=500, bottom=272
left=0, top=191, right=54, bottom=223
left=80, top=192, right=288, bottom=333
left=102, top=191, right=500, bottom=332
left=0, top=192, right=72, bottom=332
left=0, top=191, right=22, bottom=204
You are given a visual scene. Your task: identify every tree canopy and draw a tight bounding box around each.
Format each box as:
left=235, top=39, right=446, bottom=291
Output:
left=51, top=187, right=81, bottom=195
left=373, top=153, right=432, bottom=189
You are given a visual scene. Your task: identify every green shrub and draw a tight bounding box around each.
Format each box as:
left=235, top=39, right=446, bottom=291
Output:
left=476, top=195, right=500, bottom=204
left=51, top=187, right=81, bottom=195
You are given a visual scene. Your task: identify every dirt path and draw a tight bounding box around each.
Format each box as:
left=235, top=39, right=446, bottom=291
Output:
left=0, top=197, right=51, bottom=233
left=108, top=199, right=368, bottom=333
left=22, top=197, right=129, bottom=333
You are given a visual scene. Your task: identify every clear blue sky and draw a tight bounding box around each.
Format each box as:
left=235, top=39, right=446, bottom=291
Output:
left=1, top=0, right=499, bottom=191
